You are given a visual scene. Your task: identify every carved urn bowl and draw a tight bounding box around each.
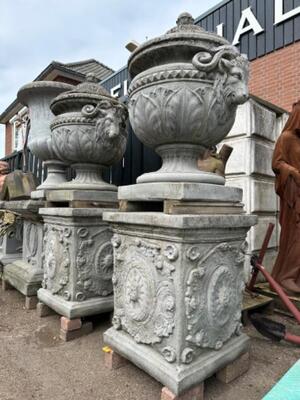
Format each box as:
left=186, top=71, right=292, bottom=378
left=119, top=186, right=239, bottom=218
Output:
left=50, top=74, right=128, bottom=191
left=128, top=12, right=249, bottom=184
left=17, top=82, right=73, bottom=191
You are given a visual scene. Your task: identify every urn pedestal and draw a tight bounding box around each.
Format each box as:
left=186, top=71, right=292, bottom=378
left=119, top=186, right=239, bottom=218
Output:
left=37, top=208, right=114, bottom=320
left=2, top=200, right=44, bottom=309
left=103, top=204, right=256, bottom=395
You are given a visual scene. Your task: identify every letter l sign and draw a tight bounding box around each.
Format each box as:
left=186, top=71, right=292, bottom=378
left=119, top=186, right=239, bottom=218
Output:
left=274, top=0, right=300, bottom=25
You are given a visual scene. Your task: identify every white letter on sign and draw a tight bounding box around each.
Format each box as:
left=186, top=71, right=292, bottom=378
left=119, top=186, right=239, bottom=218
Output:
left=216, top=23, right=224, bottom=37
left=274, top=0, right=300, bottom=25
left=232, top=7, right=264, bottom=45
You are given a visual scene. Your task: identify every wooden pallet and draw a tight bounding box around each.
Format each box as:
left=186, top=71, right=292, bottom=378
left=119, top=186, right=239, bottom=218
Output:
left=45, top=200, right=118, bottom=209
left=242, top=291, right=274, bottom=324
left=119, top=199, right=244, bottom=215
left=255, top=282, right=300, bottom=311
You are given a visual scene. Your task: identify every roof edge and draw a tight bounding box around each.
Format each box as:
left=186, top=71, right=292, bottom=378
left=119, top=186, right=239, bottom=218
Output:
left=194, top=0, right=232, bottom=23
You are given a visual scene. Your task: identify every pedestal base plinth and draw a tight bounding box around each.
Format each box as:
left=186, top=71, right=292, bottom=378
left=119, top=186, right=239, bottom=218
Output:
left=3, top=260, right=42, bottom=297
left=37, top=288, right=113, bottom=319
left=104, top=328, right=249, bottom=396
left=103, top=209, right=256, bottom=397
left=0, top=253, right=22, bottom=267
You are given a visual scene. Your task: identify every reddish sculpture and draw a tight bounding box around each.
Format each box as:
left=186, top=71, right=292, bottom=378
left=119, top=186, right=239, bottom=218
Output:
left=0, top=161, right=9, bottom=193
left=272, top=101, right=300, bottom=294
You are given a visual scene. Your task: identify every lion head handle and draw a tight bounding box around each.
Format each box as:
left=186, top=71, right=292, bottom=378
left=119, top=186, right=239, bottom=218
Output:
left=82, top=100, right=128, bottom=142
left=192, top=45, right=249, bottom=106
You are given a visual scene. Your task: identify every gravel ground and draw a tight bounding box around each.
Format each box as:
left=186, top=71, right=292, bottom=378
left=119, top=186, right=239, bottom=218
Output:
left=1, top=285, right=300, bottom=400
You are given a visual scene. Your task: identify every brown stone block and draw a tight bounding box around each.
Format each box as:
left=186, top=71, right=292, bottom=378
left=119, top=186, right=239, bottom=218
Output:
left=60, top=321, right=93, bottom=342
left=60, top=316, right=82, bottom=332
left=25, top=296, right=38, bottom=310
left=2, top=279, right=14, bottom=291
left=161, top=384, right=204, bottom=400
left=216, top=351, right=250, bottom=384
left=36, top=302, right=56, bottom=317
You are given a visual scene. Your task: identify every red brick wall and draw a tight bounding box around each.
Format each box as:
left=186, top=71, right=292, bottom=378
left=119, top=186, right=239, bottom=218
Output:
left=249, top=41, right=300, bottom=112
left=5, top=123, right=13, bottom=155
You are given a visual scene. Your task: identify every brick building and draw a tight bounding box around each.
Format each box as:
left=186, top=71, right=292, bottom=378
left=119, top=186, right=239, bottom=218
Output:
left=197, top=0, right=300, bottom=112
left=0, top=59, right=113, bottom=156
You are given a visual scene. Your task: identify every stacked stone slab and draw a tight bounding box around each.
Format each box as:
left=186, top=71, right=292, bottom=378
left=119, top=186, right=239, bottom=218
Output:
left=221, top=98, right=288, bottom=279
left=2, top=200, right=44, bottom=309
left=34, top=74, right=128, bottom=340
left=103, top=12, right=257, bottom=399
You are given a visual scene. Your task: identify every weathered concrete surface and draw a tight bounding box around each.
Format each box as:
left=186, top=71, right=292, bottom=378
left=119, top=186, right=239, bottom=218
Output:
left=1, top=285, right=300, bottom=400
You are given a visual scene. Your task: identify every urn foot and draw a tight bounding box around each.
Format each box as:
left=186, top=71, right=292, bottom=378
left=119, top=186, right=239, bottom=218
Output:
left=36, top=160, right=68, bottom=192
left=60, top=163, right=117, bottom=191
left=137, top=144, right=224, bottom=185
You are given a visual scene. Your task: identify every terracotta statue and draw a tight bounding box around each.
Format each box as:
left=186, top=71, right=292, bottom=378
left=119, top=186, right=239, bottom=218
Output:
left=0, top=161, right=9, bottom=193
left=198, top=144, right=233, bottom=177
left=272, top=101, right=300, bottom=294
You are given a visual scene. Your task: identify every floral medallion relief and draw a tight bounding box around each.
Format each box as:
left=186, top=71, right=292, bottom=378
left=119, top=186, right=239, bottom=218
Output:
left=24, top=222, right=39, bottom=265
left=112, top=235, right=177, bottom=345
left=184, top=241, right=247, bottom=356
left=42, top=225, right=72, bottom=300
left=75, top=226, right=113, bottom=301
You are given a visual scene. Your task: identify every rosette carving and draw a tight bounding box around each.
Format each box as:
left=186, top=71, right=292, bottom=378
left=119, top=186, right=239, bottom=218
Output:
left=112, top=238, right=177, bottom=344
left=185, top=242, right=246, bottom=350
left=75, top=228, right=113, bottom=299
left=42, top=225, right=71, bottom=296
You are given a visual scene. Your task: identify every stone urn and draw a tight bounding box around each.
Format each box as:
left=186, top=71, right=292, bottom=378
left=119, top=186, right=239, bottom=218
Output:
left=17, top=81, right=73, bottom=193
left=50, top=74, right=128, bottom=192
left=128, top=12, right=249, bottom=185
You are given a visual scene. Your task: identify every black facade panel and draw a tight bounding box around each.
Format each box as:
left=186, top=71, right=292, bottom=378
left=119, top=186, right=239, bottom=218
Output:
left=213, top=9, right=220, bottom=33
left=284, top=0, right=295, bottom=45
left=240, top=0, right=250, bottom=56
left=227, top=0, right=235, bottom=43
left=294, top=0, right=300, bottom=40
left=265, top=0, right=274, bottom=53
left=207, top=13, right=214, bottom=32
left=257, top=0, right=266, bottom=56
left=248, top=0, right=258, bottom=60
left=219, top=5, right=227, bottom=37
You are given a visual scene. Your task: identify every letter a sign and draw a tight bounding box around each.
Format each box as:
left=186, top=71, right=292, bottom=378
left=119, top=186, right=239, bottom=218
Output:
left=232, top=7, right=264, bottom=45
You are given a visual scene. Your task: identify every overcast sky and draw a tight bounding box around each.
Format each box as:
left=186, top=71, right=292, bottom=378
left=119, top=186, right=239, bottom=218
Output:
left=0, top=0, right=220, bottom=158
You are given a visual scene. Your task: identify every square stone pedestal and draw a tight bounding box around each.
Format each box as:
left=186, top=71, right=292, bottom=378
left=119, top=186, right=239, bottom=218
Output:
left=3, top=200, right=44, bottom=307
left=103, top=210, right=256, bottom=396
left=37, top=208, right=115, bottom=320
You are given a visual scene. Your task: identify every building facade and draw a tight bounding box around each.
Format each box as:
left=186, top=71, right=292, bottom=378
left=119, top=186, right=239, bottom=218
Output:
left=0, top=59, right=113, bottom=156
left=100, top=0, right=300, bottom=113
